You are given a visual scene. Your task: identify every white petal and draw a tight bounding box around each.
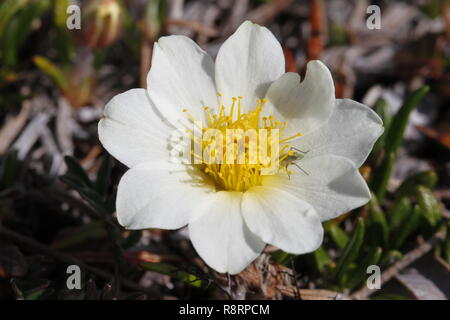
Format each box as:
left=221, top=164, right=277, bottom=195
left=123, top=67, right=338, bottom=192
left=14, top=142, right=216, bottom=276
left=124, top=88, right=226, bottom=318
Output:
left=189, top=191, right=265, bottom=274
left=293, top=99, right=384, bottom=167
left=215, top=21, right=285, bottom=112
left=265, top=61, right=335, bottom=135
left=147, top=35, right=218, bottom=127
left=242, top=187, right=323, bottom=254
left=263, top=154, right=371, bottom=221
left=98, top=89, right=173, bottom=168
left=116, top=162, right=216, bottom=230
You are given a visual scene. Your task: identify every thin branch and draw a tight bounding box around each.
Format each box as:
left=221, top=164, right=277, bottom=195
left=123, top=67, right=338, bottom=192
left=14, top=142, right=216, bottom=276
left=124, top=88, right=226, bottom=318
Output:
left=165, top=19, right=219, bottom=37
left=246, top=0, right=293, bottom=26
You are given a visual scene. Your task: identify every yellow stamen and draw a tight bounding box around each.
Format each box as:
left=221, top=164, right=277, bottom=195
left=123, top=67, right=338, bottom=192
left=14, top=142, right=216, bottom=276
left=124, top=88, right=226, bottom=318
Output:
left=280, top=132, right=302, bottom=143
left=181, top=96, right=304, bottom=192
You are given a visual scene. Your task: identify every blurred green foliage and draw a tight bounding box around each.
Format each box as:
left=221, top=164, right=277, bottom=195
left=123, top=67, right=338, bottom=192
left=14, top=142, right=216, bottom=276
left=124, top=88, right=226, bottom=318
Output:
left=1, top=0, right=49, bottom=68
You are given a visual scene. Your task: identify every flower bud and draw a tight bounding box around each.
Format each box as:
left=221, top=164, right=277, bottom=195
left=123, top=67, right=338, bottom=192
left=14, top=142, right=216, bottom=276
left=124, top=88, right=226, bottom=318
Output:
left=80, top=0, right=123, bottom=48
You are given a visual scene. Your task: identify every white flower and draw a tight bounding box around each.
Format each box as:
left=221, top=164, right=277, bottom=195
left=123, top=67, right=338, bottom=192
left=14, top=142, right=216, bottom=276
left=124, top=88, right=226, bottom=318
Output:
left=98, top=21, right=383, bottom=274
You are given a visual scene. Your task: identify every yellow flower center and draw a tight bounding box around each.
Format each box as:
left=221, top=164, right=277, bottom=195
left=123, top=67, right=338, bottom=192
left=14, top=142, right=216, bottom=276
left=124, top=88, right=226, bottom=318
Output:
left=183, top=93, right=301, bottom=192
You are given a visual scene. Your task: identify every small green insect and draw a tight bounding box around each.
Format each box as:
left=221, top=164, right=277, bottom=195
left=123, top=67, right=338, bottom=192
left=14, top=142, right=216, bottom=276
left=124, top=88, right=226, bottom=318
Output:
left=281, top=147, right=310, bottom=177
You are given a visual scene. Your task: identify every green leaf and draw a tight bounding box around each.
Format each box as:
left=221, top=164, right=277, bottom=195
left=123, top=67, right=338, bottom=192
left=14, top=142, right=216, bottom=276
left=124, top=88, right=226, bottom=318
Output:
left=53, top=0, right=70, bottom=29
left=384, top=86, right=429, bottom=155
left=59, top=175, right=86, bottom=193
left=371, top=151, right=395, bottom=202
left=79, top=188, right=110, bottom=214
left=371, top=86, right=429, bottom=202
left=270, top=250, right=293, bottom=265
left=332, top=218, right=365, bottom=281
left=388, top=197, right=412, bottom=234
left=140, top=262, right=204, bottom=288
left=312, top=246, right=332, bottom=273
left=60, top=175, right=108, bottom=214
left=52, top=221, right=108, bottom=250
left=33, top=55, right=67, bottom=90
left=25, top=288, right=50, bottom=300
left=62, top=156, right=94, bottom=189
left=367, top=195, right=389, bottom=247
left=95, top=154, right=112, bottom=196
left=325, top=221, right=349, bottom=250
left=380, top=250, right=403, bottom=266
left=60, top=157, right=112, bottom=214
left=329, top=22, right=347, bottom=46
left=10, top=279, right=51, bottom=300
left=0, top=151, right=21, bottom=189
left=395, top=171, right=438, bottom=199
left=314, top=246, right=333, bottom=272
left=2, top=0, right=49, bottom=67
left=392, top=205, right=422, bottom=249
left=416, top=185, right=441, bottom=228
left=370, top=99, right=392, bottom=157
left=0, top=0, right=27, bottom=40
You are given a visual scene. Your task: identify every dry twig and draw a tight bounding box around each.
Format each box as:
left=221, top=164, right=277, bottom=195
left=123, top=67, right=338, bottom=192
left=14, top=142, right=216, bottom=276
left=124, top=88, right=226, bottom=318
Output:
left=351, top=230, right=447, bottom=300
